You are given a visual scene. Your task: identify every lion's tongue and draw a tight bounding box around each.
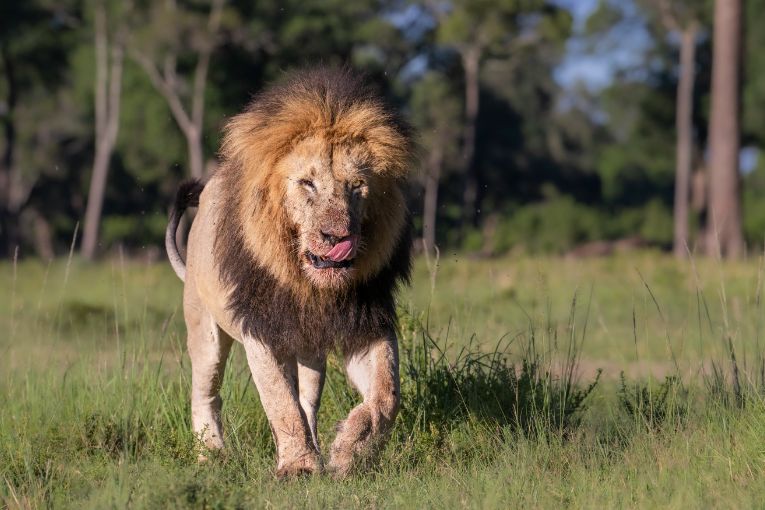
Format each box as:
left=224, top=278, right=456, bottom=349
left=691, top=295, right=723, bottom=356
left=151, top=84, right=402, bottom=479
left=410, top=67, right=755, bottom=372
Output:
left=326, top=236, right=358, bottom=262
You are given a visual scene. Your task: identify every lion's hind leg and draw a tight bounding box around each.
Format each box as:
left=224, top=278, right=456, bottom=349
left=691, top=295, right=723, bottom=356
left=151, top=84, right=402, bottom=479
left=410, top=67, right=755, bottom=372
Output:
left=297, top=355, right=326, bottom=452
left=185, top=299, right=233, bottom=460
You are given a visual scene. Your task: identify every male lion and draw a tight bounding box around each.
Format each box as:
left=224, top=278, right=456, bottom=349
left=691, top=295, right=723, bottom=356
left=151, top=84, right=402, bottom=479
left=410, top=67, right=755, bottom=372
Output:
left=165, top=67, right=414, bottom=478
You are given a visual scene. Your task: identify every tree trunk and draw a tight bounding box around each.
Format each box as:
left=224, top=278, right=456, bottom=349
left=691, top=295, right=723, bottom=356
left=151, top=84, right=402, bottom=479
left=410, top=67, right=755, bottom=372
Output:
left=460, top=45, right=480, bottom=230
left=0, top=45, right=19, bottom=256
left=81, top=139, right=114, bottom=258
left=81, top=3, right=124, bottom=260
left=31, top=209, right=55, bottom=260
left=423, top=144, right=443, bottom=256
left=672, top=24, right=697, bottom=258
left=186, top=126, right=204, bottom=179
left=705, top=0, right=744, bottom=258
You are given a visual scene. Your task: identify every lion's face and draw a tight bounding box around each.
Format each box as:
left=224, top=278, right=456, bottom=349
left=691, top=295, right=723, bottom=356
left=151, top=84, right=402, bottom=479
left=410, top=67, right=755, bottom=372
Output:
left=280, top=135, right=375, bottom=289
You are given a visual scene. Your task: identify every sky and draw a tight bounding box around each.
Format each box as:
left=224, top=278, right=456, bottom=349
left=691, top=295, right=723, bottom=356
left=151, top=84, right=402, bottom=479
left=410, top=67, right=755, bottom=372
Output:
left=553, top=0, right=654, bottom=91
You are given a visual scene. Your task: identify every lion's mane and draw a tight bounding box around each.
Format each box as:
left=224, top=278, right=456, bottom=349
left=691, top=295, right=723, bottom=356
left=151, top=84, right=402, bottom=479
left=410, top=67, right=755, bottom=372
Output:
left=214, top=67, right=414, bottom=355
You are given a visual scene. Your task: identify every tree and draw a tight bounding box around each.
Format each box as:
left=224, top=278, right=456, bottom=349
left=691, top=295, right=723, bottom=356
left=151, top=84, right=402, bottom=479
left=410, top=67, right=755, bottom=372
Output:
left=81, top=0, right=126, bottom=260
left=579, top=0, right=715, bottom=250
left=0, top=35, right=23, bottom=256
left=410, top=71, right=461, bottom=255
left=705, top=0, right=744, bottom=258
left=647, top=0, right=704, bottom=258
left=0, top=1, right=80, bottom=258
left=424, top=0, right=571, bottom=232
left=129, top=0, right=225, bottom=180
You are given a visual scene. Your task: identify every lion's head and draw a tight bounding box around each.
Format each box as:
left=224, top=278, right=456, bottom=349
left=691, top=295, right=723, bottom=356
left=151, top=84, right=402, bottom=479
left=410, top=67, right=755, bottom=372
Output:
left=218, top=67, right=414, bottom=293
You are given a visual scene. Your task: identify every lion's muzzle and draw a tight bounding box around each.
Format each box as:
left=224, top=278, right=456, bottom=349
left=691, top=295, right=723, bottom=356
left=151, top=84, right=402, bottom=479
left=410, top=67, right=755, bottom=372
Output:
left=305, top=234, right=359, bottom=270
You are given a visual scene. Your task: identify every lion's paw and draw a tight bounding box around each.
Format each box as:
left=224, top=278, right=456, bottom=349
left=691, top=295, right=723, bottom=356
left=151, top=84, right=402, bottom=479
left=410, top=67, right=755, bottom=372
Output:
left=328, top=408, right=376, bottom=478
left=327, top=450, right=356, bottom=479
left=276, top=452, right=321, bottom=480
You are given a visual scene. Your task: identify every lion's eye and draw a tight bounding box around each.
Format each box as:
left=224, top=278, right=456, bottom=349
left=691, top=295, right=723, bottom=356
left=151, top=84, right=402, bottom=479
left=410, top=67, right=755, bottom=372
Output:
left=350, top=179, right=366, bottom=192
left=298, top=179, right=316, bottom=192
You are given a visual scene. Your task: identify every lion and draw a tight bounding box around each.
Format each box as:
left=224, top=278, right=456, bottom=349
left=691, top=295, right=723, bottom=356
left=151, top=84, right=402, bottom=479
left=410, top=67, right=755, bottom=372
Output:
left=165, top=67, right=414, bottom=478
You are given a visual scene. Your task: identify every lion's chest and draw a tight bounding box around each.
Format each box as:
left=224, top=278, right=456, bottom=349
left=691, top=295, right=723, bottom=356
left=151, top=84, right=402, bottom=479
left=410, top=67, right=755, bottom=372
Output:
left=223, top=262, right=398, bottom=356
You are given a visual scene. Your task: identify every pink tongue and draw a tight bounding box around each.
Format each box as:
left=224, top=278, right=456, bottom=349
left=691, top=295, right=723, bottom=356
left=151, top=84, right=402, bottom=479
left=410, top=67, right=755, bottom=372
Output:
left=326, top=236, right=358, bottom=262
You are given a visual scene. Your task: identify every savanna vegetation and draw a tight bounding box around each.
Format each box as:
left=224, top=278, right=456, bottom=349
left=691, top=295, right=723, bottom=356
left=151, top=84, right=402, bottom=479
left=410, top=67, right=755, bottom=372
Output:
left=2, top=253, right=765, bottom=508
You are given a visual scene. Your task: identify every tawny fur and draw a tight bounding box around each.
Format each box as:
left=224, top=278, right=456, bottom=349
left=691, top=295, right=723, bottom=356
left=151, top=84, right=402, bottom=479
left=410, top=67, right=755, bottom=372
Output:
left=167, top=67, right=415, bottom=478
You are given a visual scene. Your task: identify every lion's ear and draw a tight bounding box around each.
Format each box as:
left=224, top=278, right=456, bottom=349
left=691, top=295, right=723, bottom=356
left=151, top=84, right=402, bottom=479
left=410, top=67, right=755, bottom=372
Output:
left=222, top=113, right=284, bottom=171
left=365, top=125, right=413, bottom=178
left=221, top=113, right=258, bottom=170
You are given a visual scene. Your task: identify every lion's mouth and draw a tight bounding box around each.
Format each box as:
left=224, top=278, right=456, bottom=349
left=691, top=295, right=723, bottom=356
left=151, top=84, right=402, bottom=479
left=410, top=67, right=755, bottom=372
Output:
left=305, top=251, right=354, bottom=269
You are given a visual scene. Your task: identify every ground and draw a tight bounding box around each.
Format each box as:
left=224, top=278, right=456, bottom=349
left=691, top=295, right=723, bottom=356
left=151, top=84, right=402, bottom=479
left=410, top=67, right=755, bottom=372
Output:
left=1, top=251, right=765, bottom=508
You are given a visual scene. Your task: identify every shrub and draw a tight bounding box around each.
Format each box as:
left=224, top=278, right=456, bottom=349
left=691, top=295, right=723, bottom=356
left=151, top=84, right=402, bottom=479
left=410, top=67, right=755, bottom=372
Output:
left=487, top=197, right=606, bottom=255
left=396, top=311, right=600, bottom=438
left=618, top=373, right=687, bottom=431
left=463, top=196, right=674, bottom=255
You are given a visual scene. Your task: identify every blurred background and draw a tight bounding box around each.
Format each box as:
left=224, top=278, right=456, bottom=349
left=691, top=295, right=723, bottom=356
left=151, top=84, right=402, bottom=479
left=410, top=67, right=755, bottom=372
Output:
left=0, top=0, right=761, bottom=261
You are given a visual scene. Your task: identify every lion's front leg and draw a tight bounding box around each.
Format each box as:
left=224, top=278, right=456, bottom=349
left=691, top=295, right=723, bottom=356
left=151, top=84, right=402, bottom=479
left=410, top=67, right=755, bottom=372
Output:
left=243, top=339, right=321, bottom=478
left=329, top=334, right=400, bottom=478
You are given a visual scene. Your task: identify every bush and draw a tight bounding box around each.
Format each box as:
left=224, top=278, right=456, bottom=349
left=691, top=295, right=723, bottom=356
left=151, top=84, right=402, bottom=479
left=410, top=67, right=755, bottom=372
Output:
left=469, top=196, right=674, bottom=255
left=101, top=212, right=167, bottom=249
left=618, top=373, right=687, bottom=431
left=487, top=197, right=607, bottom=255
left=396, top=311, right=600, bottom=438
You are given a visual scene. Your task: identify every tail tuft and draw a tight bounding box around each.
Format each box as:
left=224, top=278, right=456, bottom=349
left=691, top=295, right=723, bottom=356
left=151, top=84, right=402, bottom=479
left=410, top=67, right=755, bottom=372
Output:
left=166, top=179, right=205, bottom=281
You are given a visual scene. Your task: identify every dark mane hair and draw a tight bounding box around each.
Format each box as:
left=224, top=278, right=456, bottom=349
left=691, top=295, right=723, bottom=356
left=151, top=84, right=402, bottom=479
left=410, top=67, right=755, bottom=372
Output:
left=218, top=216, right=412, bottom=355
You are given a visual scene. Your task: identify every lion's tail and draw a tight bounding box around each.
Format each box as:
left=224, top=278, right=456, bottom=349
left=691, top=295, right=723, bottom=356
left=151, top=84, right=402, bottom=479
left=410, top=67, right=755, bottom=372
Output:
left=166, top=179, right=205, bottom=282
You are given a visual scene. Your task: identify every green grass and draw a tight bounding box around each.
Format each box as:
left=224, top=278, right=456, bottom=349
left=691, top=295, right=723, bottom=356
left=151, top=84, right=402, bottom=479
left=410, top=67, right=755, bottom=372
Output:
left=2, top=252, right=765, bottom=508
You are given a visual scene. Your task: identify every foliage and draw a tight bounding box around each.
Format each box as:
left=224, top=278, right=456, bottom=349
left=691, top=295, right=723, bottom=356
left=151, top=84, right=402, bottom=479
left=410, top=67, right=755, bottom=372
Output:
left=460, top=196, right=673, bottom=255
left=618, top=372, right=687, bottom=431
left=2, top=0, right=765, bottom=258
left=409, top=71, right=461, bottom=168
left=485, top=197, right=606, bottom=254
left=743, top=0, right=765, bottom=147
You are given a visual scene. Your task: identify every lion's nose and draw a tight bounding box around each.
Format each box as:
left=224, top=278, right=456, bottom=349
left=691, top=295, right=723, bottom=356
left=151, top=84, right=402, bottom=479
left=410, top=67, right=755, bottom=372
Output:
left=321, top=229, right=351, bottom=246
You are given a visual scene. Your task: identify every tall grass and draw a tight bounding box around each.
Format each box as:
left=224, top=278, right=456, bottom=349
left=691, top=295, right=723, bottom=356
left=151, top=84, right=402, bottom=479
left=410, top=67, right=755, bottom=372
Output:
left=397, top=310, right=599, bottom=439
left=0, top=270, right=601, bottom=507
left=3, top=253, right=765, bottom=507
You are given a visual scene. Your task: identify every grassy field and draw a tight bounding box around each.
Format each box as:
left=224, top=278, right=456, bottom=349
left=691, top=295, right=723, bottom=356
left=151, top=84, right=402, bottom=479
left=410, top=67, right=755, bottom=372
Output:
left=2, top=252, right=765, bottom=508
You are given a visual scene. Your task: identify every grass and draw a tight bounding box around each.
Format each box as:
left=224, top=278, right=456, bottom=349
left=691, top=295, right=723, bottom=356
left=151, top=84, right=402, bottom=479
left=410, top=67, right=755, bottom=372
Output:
left=1, top=251, right=765, bottom=508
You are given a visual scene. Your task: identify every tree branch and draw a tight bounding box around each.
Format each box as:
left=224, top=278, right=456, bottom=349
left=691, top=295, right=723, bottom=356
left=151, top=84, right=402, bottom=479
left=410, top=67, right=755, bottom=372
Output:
left=655, top=0, right=680, bottom=31
left=130, top=49, right=194, bottom=136
left=191, top=0, right=224, bottom=128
